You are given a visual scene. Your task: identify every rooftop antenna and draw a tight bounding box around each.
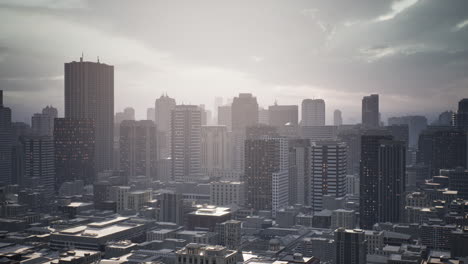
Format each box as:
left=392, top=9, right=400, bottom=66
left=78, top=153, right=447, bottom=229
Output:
left=97, top=56, right=100, bottom=63
left=80, top=52, right=84, bottom=62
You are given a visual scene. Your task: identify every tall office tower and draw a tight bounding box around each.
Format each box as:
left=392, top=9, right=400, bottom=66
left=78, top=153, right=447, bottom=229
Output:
left=65, top=56, right=114, bottom=173
left=0, top=90, right=13, bottom=185
left=418, top=127, right=467, bottom=176
left=147, top=107, right=155, bottom=122
left=335, top=228, right=367, bottom=264
left=360, top=132, right=406, bottom=229
left=54, top=118, right=95, bottom=188
left=158, top=191, right=184, bottom=225
left=362, top=94, right=379, bottom=127
left=201, top=126, right=231, bottom=171
left=232, top=93, right=258, bottom=131
left=301, top=99, right=325, bottom=126
left=388, top=115, right=427, bottom=147
left=246, top=124, right=279, bottom=139
left=338, top=128, right=361, bottom=175
left=214, top=97, right=223, bottom=117
left=115, top=107, right=135, bottom=124
left=22, top=136, right=55, bottom=198
left=310, top=141, right=347, bottom=212
left=245, top=137, right=289, bottom=216
left=268, top=103, right=298, bottom=127
left=119, top=120, right=157, bottom=179
left=258, top=107, right=269, bottom=125
left=231, top=93, right=259, bottom=172
left=454, top=99, right=468, bottom=129
left=155, top=94, right=176, bottom=159
left=218, top=105, right=232, bottom=131
left=32, top=106, right=58, bottom=137
left=288, top=139, right=310, bottom=205
left=334, top=109, right=343, bottom=126
left=171, top=105, right=202, bottom=181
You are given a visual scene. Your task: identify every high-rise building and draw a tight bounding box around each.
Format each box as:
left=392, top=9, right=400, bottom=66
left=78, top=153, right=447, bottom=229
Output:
left=115, top=107, right=135, bottom=124
left=301, top=125, right=338, bottom=141
left=215, top=220, right=242, bottom=249
left=158, top=191, right=184, bottom=225
left=310, top=141, right=347, bottom=212
left=0, top=90, right=13, bottom=185
left=231, top=93, right=259, bottom=173
left=231, top=93, right=258, bottom=131
left=335, top=228, right=367, bottom=264
left=54, top=118, right=95, bottom=187
left=22, top=136, right=55, bottom=198
left=245, top=137, right=289, bottom=216
left=360, top=132, right=406, bottom=229
left=171, top=105, right=202, bottom=181
left=217, top=105, right=232, bottom=131
left=417, top=127, right=467, bottom=176
left=210, top=181, right=245, bottom=206
left=338, top=128, right=362, bottom=175
left=201, top=126, right=231, bottom=171
left=65, top=57, right=114, bottom=173
left=288, top=139, right=310, bottom=205
left=334, top=109, right=343, bottom=126
left=155, top=94, right=176, bottom=159
left=31, top=106, right=58, bottom=137
left=119, top=120, right=157, bottom=179
left=146, top=107, right=155, bottom=122
left=268, top=103, right=298, bottom=127
left=301, top=99, right=325, bottom=126
left=258, top=107, right=269, bottom=125
left=439, top=168, right=468, bottom=199
left=388, top=115, right=427, bottom=147
left=454, top=98, right=468, bottom=129
left=362, top=94, right=379, bottom=127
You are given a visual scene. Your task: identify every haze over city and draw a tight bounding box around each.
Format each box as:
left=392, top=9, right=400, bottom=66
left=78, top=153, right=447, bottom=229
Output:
left=1, top=0, right=468, bottom=123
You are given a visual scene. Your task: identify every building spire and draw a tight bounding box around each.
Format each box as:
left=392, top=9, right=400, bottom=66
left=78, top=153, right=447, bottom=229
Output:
left=80, top=52, right=84, bottom=62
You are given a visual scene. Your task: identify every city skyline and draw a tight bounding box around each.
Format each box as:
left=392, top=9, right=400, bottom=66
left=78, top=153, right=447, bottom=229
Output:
left=1, top=1, right=468, bottom=123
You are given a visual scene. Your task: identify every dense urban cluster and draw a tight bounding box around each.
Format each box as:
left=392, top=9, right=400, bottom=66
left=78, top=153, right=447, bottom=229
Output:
left=0, top=57, right=467, bottom=264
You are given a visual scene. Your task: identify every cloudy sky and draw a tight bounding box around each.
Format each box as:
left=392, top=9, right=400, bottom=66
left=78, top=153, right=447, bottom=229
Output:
left=1, top=0, right=468, bottom=124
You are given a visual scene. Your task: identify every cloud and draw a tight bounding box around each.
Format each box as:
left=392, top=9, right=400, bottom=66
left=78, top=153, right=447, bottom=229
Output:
left=452, top=19, right=468, bottom=32
left=376, top=0, right=419, bottom=21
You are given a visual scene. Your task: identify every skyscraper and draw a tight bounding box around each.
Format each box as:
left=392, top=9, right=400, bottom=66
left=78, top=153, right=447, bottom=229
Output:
left=65, top=56, right=114, bottom=173
left=147, top=107, right=155, bottom=122
left=388, top=115, right=427, bottom=147
left=362, top=94, right=379, bottom=127
left=119, top=120, right=157, bottom=179
left=54, top=118, right=95, bottom=187
left=335, top=228, right=367, bottom=264
left=155, top=94, right=176, bottom=159
left=301, top=99, right=325, bottom=126
left=0, top=90, right=13, bottom=185
left=231, top=93, right=258, bottom=131
left=201, top=125, right=231, bottom=171
left=454, top=98, right=468, bottom=129
left=115, top=107, right=135, bottom=124
left=268, top=103, right=298, bottom=127
left=310, top=140, right=347, bottom=212
left=334, top=109, right=343, bottom=126
left=360, top=132, right=406, bottom=229
left=288, top=139, right=310, bottom=206
left=22, top=135, right=55, bottom=198
left=231, top=93, right=259, bottom=172
left=171, top=105, right=202, bottom=181
left=218, top=105, right=232, bottom=131
left=417, top=127, right=467, bottom=176
left=32, top=106, right=58, bottom=137
left=245, top=137, right=289, bottom=216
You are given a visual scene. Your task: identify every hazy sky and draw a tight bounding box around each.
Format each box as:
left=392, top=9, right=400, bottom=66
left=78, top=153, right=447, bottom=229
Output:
left=1, top=0, right=468, bottom=124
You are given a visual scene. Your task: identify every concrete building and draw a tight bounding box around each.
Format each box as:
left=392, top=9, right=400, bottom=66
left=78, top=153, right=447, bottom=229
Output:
left=334, top=109, right=343, bottom=126
left=331, top=209, right=356, bottom=229
left=301, top=99, right=325, bottom=126
left=335, top=228, right=367, bottom=264
left=268, top=103, right=298, bottom=127
left=0, top=90, right=13, bottom=185
left=171, top=105, right=202, bottom=181
left=217, top=105, right=232, bottom=131
left=186, top=205, right=232, bottom=232
left=119, top=120, right=157, bottom=179
left=65, top=56, right=114, bottom=173
left=215, top=220, right=241, bottom=249
left=362, top=94, right=379, bottom=127
left=175, top=244, right=239, bottom=264
left=155, top=94, right=176, bottom=159
left=210, top=181, right=245, bottom=206
left=201, top=126, right=231, bottom=171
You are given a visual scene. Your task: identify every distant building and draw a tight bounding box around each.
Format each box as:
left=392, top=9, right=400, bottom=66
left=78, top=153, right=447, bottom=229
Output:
left=388, top=115, right=427, bottom=147
left=301, top=99, right=325, bottom=126
left=175, top=244, right=239, bottom=264
left=310, top=141, right=347, bottom=212
left=65, top=57, right=114, bottom=172
left=301, top=125, right=338, bottom=141
left=119, top=120, right=157, bottom=179
left=217, top=105, right=232, bottom=131
left=210, top=181, right=245, bottom=206
left=115, top=107, right=135, bottom=124
left=454, top=98, right=468, bottom=129
left=31, top=106, right=57, bottom=137
left=54, top=118, right=95, bottom=187
left=334, top=109, right=343, bottom=126
left=335, top=228, right=367, bottom=264
left=171, top=105, right=202, bottom=181
left=201, top=126, right=231, bottom=171
left=186, top=205, right=232, bottom=231
left=268, top=103, right=298, bottom=127
left=362, top=94, right=379, bottom=128
left=0, top=90, right=13, bottom=185
left=215, top=220, right=241, bottom=249
left=147, top=107, right=155, bottom=122
left=155, top=94, right=176, bottom=159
